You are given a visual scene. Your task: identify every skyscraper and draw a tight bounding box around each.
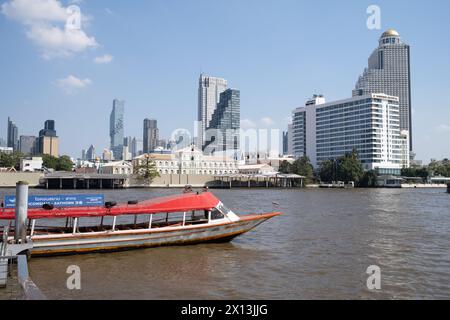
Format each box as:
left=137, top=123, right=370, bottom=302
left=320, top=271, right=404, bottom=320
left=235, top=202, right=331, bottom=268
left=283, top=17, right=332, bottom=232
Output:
left=353, top=29, right=412, bottom=151
left=38, top=120, right=59, bottom=157
left=7, top=117, right=18, bottom=151
left=110, top=99, right=125, bottom=160
left=86, top=145, right=96, bottom=161
left=19, top=135, right=37, bottom=155
left=143, top=119, right=159, bottom=153
left=197, top=74, right=228, bottom=149
left=131, top=137, right=143, bottom=158
left=205, top=89, right=240, bottom=154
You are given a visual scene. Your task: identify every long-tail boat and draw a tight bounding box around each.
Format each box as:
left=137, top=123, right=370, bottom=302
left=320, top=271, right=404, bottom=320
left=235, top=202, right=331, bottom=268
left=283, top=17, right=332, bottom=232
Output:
left=0, top=191, right=281, bottom=256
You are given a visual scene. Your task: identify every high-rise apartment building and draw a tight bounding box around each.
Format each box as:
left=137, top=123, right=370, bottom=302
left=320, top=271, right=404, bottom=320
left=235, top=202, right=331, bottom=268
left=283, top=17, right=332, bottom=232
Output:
left=353, top=29, right=412, bottom=151
left=292, top=94, right=406, bottom=175
left=197, top=74, right=228, bottom=150
left=143, top=119, right=159, bottom=153
left=110, top=99, right=125, bottom=160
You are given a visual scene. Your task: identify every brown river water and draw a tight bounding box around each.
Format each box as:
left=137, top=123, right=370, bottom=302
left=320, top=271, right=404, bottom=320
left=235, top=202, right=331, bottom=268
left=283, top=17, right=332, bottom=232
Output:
left=1, top=187, right=449, bottom=299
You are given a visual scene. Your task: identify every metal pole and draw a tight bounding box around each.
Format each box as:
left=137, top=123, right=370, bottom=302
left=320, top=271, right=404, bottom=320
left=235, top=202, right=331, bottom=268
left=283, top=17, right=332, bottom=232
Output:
left=15, top=181, right=29, bottom=244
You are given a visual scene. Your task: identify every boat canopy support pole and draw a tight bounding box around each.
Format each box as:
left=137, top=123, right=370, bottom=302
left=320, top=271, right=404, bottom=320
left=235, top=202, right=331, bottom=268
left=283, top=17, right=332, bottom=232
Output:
left=112, top=217, right=116, bottom=231
left=148, top=214, right=153, bottom=229
left=72, top=218, right=78, bottom=234
left=30, top=220, right=35, bottom=237
left=183, top=212, right=186, bottom=226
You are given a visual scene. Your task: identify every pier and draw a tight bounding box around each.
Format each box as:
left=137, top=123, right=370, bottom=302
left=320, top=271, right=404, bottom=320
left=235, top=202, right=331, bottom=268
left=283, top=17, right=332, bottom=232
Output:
left=0, top=182, right=46, bottom=300
left=211, top=173, right=305, bottom=188
left=42, top=172, right=128, bottom=189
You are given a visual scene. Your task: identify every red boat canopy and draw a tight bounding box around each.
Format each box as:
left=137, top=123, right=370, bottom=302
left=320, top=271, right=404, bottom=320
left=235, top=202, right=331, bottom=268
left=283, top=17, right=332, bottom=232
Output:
left=0, top=192, right=220, bottom=220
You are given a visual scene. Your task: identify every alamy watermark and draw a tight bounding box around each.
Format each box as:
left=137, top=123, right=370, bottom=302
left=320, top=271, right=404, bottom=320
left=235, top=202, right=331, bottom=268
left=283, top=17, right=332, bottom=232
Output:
left=366, top=265, right=381, bottom=290
left=66, top=5, right=82, bottom=31
left=366, top=5, right=381, bottom=30
left=66, top=265, right=81, bottom=290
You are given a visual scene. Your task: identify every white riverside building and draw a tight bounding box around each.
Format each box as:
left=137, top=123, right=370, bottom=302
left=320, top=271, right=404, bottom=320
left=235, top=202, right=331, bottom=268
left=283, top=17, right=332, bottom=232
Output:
left=292, top=93, right=408, bottom=175
left=133, top=146, right=239, bottom=175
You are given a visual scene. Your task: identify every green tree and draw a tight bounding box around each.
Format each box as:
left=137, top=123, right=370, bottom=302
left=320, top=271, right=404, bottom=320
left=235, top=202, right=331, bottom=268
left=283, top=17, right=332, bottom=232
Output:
left=360, top=170, right=378, bottom=187
left=57, top=155, right=74, bottom=171
left=42, top=154, right=59, bottom=170
left=134, top=156, right=160, bottom=185
left=0, top=152, right=24, bottom=170
left=337, top=150, right=364, bottom=184
left=401, top=167, right=429, bottom=179
left=279, top=160, right=293, bottom=174
left=292, top=156, right=315, bottom=183
left=41, top=154, right=73, bottom=171
left=319, top=159, right=334, bottom=182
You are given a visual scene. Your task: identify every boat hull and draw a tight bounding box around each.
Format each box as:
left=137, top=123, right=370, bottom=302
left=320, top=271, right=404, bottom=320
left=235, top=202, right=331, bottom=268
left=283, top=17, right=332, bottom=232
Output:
left=29, top=213, right=279, bottom=256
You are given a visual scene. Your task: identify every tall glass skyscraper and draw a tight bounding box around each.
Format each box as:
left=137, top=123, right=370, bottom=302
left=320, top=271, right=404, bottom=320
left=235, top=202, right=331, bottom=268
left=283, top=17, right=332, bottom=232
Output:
left=110, top=99, right=125, bottom=160
left=143, top=119, right=159, bottom=153
left=353, top=29, right=412, bottom=151
left=205, top=89, right=240, bottom=154
left=7, top=117, right=18, bottom=151
left=197, top=74, right=228, bottom=150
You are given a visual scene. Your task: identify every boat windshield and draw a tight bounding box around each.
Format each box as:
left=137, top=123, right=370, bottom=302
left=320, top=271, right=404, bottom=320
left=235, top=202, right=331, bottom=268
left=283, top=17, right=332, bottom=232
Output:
left=217, top=203, right=231, bottom=215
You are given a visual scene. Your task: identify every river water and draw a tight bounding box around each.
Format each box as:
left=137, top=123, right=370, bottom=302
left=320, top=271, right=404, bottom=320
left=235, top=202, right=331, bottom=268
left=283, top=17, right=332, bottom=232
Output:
left=1, top=187, right=449, bottom=299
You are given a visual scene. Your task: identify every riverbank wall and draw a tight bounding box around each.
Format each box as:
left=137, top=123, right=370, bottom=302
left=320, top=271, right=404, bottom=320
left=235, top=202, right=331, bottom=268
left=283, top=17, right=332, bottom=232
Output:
left=0, top=173, right=43, bottom=188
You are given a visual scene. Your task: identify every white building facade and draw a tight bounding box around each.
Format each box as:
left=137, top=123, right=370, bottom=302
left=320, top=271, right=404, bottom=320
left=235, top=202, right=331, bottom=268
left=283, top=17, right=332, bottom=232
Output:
left=100, top=161, right=133, bottom=175
left=292, top=93, right=407, bottom=175
left=133, top=146, right=238, bottom=176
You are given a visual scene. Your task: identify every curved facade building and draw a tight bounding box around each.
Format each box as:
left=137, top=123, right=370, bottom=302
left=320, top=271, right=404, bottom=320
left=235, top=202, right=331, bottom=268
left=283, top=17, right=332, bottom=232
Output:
left=353, top=29, right=412, bottom=152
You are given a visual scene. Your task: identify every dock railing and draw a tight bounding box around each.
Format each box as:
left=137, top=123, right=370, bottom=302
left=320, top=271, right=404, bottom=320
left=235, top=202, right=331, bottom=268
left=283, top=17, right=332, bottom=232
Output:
left=0, top=224, right=46, bottom=299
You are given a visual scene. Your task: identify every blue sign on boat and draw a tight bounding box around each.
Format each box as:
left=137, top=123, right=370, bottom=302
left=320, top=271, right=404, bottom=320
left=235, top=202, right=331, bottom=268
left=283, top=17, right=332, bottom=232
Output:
left=4, top=194, right=105, bottom=209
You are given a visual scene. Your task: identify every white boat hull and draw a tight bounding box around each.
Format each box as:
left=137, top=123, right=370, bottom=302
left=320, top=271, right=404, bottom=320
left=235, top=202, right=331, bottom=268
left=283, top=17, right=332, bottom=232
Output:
left=29, top=213, right=278, bottom=256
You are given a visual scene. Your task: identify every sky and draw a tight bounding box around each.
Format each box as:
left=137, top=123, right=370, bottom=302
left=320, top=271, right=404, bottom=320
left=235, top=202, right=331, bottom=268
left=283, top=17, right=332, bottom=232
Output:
left=0, top=0, right=449, bottom=162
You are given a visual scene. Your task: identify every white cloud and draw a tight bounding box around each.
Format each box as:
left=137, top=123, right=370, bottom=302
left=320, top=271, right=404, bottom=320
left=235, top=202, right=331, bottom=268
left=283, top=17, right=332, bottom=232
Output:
left=260, top=117, right=275, bottom=127
left=1, top=0, right=67, bottom=23
left=436, top=124, right=450, bottom=133
left=94, top=54, right=113, bottom=64
left=241, top=117, right=277, bottom=129
left=56, top=75, right=91, bottom=94
left=1, top=0, right=98, bottom=58
left=28, top=24, right=97, bottom=58
left=241, top=119, right=257, bottom=130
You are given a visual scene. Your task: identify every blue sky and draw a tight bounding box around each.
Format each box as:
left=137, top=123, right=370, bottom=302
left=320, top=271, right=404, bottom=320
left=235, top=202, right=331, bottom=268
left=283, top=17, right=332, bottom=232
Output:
left=0, top=0, right=449, bottom=162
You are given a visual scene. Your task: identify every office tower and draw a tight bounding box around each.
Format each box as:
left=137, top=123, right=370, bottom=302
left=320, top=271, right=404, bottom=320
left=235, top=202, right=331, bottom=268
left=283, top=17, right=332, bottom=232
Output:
left=0, top=138, right=6, bottom=147
left=130, top=137, right=138, bottom=158
left=353, top=29, right=412, bottom=151
left=292, top=95, right=325, bottom=158
left=81, top=149, right=87, bottom=160
left=38, top=120, right=59, bottom=157
left=123, top=136, right=132, bottom=148
left=102, top=148, right=114, bottom=162
left=86, top=145, right=96, bottom=161
left=110, top=99, right=125, bottom=160
left=292, top=93, right=406, bottom=175
left=282, top=123, right=294, bottom=156
left=197, top=74, right=228, bottom=149
left=7, top=117, right=19, bottom=151
left=19, top=135, right=37, bottom=155
left=143, top=119, right=159, bottom=153
left=205, top=89, right=240, bottom=153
